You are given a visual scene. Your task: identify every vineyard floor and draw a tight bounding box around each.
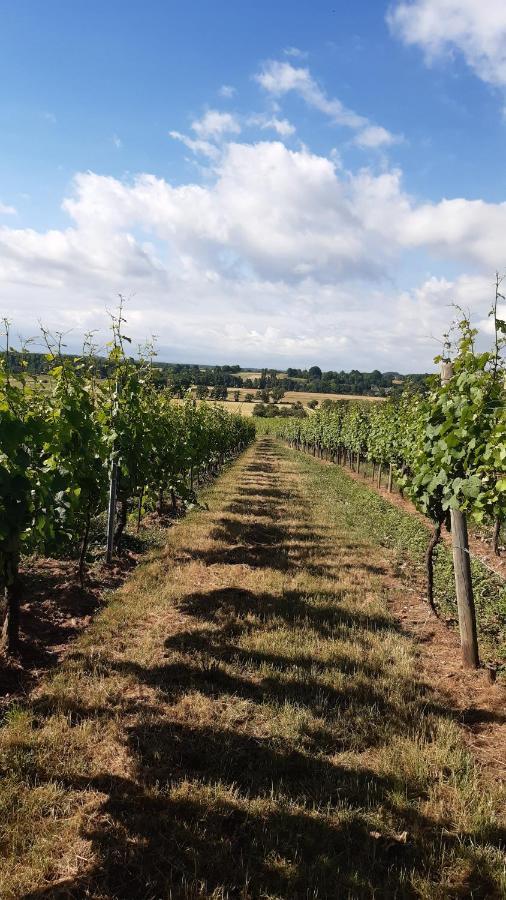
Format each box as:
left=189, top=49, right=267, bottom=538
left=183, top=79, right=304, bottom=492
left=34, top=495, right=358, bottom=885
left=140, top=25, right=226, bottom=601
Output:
left=286, top=448, right=506, bottom=671
left=319, top=451, right=506, bottom=584
left=1, top=437, right=505, bottom=898
left=0, top=550, right=149, bottom=708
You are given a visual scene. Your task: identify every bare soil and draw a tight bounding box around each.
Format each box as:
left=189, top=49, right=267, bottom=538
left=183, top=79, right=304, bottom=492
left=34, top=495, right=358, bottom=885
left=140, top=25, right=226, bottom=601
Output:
left=0, top=552, right=139, bottom=710
left=384, top=568, right=506, bottom=784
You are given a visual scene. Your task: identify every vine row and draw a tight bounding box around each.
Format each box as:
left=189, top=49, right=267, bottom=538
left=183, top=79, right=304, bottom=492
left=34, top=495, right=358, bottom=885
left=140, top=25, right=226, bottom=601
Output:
left=0, top=313, right=255, bottom=653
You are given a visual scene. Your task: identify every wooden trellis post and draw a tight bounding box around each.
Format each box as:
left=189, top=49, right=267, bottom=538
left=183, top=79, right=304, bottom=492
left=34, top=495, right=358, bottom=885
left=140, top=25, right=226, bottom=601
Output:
left=441, top=362, right=480, bottom=669
left=106, top=376, right=120, bottom=564
left=106, top=457, right=118, bottom=564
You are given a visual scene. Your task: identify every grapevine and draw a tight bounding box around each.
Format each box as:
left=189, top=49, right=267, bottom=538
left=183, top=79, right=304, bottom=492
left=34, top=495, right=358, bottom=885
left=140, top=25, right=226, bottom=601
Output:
left=0, top=316, right=254, bottom=653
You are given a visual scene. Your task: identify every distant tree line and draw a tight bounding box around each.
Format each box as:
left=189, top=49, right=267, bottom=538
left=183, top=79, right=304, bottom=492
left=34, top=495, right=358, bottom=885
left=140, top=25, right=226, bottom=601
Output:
left=253, top=401, right=307, bottom=418
left=236, top=366, right=427, bottom=397
left=0, top=350, right=427, bottom=398
left=149, top=363, right=427, bottom=402
left=281, top=366, right=427, bottom=396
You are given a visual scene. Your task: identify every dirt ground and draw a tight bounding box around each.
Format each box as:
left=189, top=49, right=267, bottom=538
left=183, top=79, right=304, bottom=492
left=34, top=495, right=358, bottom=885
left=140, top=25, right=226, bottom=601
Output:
left=0, top=554, right=139, bottom=709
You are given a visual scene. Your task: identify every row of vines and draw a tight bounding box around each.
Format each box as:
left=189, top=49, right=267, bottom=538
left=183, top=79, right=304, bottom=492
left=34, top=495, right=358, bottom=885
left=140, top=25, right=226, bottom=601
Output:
left=0, top=311, right=255, bottom=654
left=259, top=308, right=506, bottom=669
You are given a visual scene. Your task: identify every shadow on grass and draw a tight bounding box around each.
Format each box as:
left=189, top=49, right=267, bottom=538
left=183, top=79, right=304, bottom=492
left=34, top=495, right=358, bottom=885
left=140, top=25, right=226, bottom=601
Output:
left=187, top=512, right=387, bottom=577
left=178, top=586, right=399, bottom=636
left=23, top=768, right=437, bottom=900
left=23, top=718, right=505, bottom=899
left=20, top=438, right=506, bottom=898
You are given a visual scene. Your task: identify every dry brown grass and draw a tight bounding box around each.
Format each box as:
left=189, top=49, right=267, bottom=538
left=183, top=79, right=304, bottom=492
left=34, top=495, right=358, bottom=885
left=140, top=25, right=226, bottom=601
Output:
left=0, top=438, right=504, bottom=898
left=237, top=371, right=316, bottom=384
left=205, top=389, right=383, bottom=417
left=280, top=389, right=384, bottom=404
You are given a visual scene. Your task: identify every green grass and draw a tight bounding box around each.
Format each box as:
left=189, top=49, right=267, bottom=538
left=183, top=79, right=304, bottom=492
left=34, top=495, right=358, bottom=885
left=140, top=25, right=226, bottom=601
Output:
left=0, top=437, right=504, bottom=898
left=286, top=445, right=506, bottom=672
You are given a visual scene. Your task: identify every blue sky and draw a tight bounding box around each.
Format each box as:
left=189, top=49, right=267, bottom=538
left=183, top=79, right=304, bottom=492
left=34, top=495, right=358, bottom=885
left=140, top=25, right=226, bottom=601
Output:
left=1, top=0, right=506, bottom=370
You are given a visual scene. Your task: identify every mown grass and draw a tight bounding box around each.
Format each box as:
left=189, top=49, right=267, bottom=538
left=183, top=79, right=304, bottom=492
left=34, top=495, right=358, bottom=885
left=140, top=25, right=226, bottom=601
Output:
left=286, top=445, right=506, bottom=672
left=0, top=437, right=504, bottom=898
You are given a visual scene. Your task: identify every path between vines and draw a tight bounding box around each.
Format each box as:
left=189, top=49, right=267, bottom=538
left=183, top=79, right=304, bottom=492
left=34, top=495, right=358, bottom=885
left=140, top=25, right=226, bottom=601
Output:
left=2, top=437, right=505, bottom=899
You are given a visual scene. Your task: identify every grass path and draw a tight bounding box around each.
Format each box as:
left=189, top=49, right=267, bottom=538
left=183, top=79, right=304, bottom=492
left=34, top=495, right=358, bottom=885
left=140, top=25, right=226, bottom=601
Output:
left=1, top=437, right=505, bottom=898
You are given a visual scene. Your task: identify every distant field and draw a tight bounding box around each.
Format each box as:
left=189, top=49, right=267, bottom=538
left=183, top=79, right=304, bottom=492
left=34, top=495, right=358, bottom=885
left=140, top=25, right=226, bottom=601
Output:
left=238, top=371, right=286, bottom=381
left=237, top=371, right=261, bottom=380
left=281, top=390, right=384, bottom=404
left=204, top=400, right=268, bottom=417
left=221, top=388, right=384, bottom=405
left=203, top=390, right=384, bottom=416
left=27, top=377, right=383, bottom=409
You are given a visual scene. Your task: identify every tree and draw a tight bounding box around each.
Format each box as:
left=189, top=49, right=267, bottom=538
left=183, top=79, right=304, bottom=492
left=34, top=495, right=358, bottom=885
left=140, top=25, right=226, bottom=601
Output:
left=291, top=402, right=307, bottom=418
left=271, top=386, right=285, bottom=403
left=308, top=366, right=322, bottom=381
left=210, top=385, right=227, bottom=401
left=307, top=399, right=318, bottom=409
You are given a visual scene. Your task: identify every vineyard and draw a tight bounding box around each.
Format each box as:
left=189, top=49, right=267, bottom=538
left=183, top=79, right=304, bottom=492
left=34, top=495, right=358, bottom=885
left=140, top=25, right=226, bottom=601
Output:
left=257, top=309, right=506, bottom=673
left=1, top=305, right=505, bottom=674
left=1, top=310, right=505, bottom=898
left=5, top=0, right=506, bottom=892
left=0, top=313, right=254, bottom=655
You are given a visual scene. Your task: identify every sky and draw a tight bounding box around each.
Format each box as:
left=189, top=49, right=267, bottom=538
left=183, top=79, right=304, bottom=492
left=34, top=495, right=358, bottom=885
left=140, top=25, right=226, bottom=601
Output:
left=1, top=0, right=506, bottom=372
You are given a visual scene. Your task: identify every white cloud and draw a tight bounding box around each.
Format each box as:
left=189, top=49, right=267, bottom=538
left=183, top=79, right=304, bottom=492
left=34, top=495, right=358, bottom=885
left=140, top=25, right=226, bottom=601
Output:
left=283, top=46, right=308, bottom=59
left=399, top=272, right=503, bottom=354
left=401, top=196, right=506, bottom=267
left=191, top=109, right=241, bottom=139
left=354, top=125, right=403, bottom=149
left=219, top=84, right=236, bottom=98
left=169, top=130, right=220, bottom=159
left=255, top=59, right=401, bottom=147
left=112, top=134, right=123, bottom=149
left=388, top=0, right=506, bottom=87
left=3, top=49, right=503, bottom=370
left=0, top=136, right=504, bottom=369
left=248, top=114, right=296, bottom=136
left=265, top=117, right=296, bottom=137
left=255, top=60, right=367, bottom=129
left=0, top=202, right=16, bottom=216
left=170, top=108, right=241, bottom=158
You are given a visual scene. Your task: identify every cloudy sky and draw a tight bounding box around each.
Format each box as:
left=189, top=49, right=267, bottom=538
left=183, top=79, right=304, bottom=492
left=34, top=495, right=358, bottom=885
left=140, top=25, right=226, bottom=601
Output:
left=1, top=0, right=506, bottom=372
